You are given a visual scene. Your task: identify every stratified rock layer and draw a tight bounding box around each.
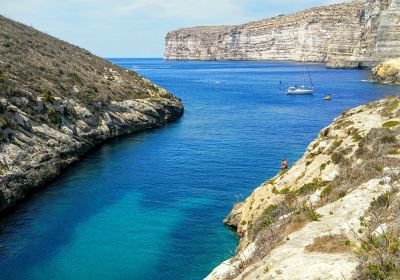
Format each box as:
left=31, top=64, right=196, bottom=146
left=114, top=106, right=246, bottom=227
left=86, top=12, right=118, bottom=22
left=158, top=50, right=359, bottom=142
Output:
left=0, top=16, right=184, bottom=212
left=165, top=0, right=400, bottom=68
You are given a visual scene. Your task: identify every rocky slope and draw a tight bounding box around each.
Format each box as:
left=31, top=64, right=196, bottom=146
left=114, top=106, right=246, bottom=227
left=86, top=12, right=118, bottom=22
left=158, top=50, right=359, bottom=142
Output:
left=207, top=96, right=400, bottom=279
left=370, top=58, right=400, bottom=84
left=165, top=0, right=400, bottom=68
left=0, top=16, right=183, bottom=213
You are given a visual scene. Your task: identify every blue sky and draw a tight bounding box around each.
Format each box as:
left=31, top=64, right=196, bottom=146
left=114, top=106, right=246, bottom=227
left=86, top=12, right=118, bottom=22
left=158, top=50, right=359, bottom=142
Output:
left=1, top=0, right=345, bottom=57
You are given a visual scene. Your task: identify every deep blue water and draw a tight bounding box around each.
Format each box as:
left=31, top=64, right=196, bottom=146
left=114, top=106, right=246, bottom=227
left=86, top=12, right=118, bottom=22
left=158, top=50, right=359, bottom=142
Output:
left=0, top=59, right=399, bottom=280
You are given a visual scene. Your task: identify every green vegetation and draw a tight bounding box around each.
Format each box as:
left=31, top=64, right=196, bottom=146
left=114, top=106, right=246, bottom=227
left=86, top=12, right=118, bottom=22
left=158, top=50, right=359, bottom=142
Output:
left=47, top=108, right=61, bottom=127
left=0, top=69, right=6, bottom=84
left=370, top=190, right=397, bottom=210
left=337, top=190, right=347, bottom=199
left=381, top=134, right=397, bottom=144
left=331, top=151, right=345, bottom=164
left=357, top=230, right=400, bottom=279
left=0, top=116, right=8, bottom=129
left=321, top=184, right=334, bottom=197
left=382, top=121, right=400, bottom=128
left=297, top=179, right=328, bottom=195
left=261, top=205, right=279, bottom=228
left=42, top=88, right=55, bottom=103
left=331, top=139, right=343, bottom=150
left=280, top=187, right=291, bottom=194
left=387, top=101, right=399, bottom=112
left=352, top=132, right=363, bottom=142
left=355, top=186, right=400, bottom=279
left=304, top=207, right=322, bottom=222
left=68, top=72, right=84, bottom=85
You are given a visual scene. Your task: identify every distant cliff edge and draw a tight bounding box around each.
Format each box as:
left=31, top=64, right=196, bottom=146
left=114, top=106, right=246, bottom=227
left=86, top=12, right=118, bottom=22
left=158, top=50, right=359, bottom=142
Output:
left=165, top=0, right=400, bottom=68
left=0, top=16, right=183, bottom=213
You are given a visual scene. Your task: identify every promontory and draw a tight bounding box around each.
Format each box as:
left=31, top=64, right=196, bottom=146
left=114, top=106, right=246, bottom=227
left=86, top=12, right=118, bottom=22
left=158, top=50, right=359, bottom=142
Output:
left=0, top=16, right=183, bottom=213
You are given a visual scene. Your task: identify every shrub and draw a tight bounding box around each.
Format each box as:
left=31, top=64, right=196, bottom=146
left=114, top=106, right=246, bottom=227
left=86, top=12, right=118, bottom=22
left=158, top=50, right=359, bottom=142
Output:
left=370, top=190, right=397, bottom=210
left=305, top=208, right=322, bottom=221
left=331, top=139, right=343, bottom=149
left=297, top=179, right=328, bottom=195
left=42, top=88, right=55, bottom=103
left=0, top=116, right=7, bottom=129
left=381, top=134, right=396, bottom=144
left=47, top=108, right=61, bottom=127
left=352, top=133, right=363, bottom=142
left=331, top=152, right=345, bottom=164
left=387, top=101, right=399, bottom=112
left=321, top=184, right=334, bottom=197
left=68, top=72, right=84, bottom=85
left=280, top=187, right=291, bottom=195
left=382, top=121, right=400, bottom=128
left=337, top=190, right=347, bottom=199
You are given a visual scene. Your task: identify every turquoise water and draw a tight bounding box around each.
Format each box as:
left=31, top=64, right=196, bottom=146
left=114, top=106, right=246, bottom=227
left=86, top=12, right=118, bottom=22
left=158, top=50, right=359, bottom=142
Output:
left=0, top=59, right=399, bottom=280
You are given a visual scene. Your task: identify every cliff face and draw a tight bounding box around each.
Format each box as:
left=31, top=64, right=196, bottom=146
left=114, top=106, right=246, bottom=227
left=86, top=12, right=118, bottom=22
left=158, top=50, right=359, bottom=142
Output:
left=370, top=58, right=400, bottom=84
left=0, top=16, right=183, bottom=212
left=165, top=0, right=400, bottom=68
left=207, top=96, right=400, bottom=279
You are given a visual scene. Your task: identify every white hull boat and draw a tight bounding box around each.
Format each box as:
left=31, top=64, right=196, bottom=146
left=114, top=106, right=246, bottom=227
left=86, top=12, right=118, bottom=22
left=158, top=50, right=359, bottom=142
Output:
left=287, top=86, right=314, bottom=95
left=286, top=64, right=314, bottom=95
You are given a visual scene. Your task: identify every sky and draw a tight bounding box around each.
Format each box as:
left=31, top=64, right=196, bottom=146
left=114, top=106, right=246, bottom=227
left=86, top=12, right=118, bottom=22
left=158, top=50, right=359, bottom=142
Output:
left=0, top=0, right=346, bottom=58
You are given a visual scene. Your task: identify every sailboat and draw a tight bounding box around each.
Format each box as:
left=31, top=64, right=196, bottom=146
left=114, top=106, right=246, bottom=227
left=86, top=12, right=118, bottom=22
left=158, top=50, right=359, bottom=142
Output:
left=287, top=64, right=314, bottom=95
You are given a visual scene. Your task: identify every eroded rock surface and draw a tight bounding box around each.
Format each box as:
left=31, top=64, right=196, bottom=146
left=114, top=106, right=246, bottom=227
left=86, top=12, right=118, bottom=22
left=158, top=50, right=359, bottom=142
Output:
left=370, top=58, right=400, bottom=84
left=207, top=97, right=400, bottom=279
left=0, top=16, right=184, bottom=212
left=165, top=0, right=400, bottom=68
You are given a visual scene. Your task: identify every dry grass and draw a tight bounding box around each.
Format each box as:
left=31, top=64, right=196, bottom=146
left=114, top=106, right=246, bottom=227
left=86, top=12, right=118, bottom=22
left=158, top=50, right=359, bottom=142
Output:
left=305, top=235, right=352, bottom=254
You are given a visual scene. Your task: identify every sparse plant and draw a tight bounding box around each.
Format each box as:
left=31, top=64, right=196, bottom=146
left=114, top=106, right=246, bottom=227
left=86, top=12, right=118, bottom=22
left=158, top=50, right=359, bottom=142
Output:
left=382, top=121, right=400, bottom=128
left=47, top=107, right=61, bottom=127
left=42, top=88, right=55, bottom=103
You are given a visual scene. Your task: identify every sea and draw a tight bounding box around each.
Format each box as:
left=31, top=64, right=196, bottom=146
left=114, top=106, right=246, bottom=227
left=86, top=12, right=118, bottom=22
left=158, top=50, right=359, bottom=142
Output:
left=0, top=59, right=398, bottom=280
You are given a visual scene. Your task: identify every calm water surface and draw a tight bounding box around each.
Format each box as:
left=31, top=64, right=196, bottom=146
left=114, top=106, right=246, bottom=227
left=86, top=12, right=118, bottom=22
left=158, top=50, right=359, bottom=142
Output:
left=0, top=59, right=399, bottom=280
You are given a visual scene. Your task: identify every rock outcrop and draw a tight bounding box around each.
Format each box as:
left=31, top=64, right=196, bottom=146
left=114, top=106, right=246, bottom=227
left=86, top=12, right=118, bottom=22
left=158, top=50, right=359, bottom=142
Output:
left=207, top=96, right=400, bottom=279
left=0, top=16, right=184, bottom=213
left=370, top=58, right=400, bottom=84
left=165, top=0, right=400, bottom=68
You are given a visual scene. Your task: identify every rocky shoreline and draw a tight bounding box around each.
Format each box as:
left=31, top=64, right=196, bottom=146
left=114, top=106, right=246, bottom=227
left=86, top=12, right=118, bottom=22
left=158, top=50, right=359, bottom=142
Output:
left=165, top=0, right=400, bottom=68
left=0, top=16, right=184, bottom=213
left=370, top=58, right=400, bottom=84
left=206, top=96, right=400, bottom=279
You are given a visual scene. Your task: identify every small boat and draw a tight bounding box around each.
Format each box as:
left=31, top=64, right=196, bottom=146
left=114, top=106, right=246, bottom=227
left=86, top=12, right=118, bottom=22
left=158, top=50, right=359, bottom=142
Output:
left=324, top=95, right=332, bottom=101
left=287, top=64, right=314, bottom=95
left=287, top=85, right=314, bottom=95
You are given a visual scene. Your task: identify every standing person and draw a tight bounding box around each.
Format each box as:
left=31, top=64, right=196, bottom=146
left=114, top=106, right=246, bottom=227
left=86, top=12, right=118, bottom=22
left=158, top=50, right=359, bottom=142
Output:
left=281, top=159, right=288, bottom=170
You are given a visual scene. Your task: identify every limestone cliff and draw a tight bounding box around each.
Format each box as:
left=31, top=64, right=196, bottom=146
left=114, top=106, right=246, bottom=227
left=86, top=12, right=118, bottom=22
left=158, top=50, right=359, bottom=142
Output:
left=165, top=0, right=400, bottom=68
left=0, top=16, right=183, bottom=212
left=370, top=58, right=400, bottom=84
left=207, top=96, right=400, bottom=279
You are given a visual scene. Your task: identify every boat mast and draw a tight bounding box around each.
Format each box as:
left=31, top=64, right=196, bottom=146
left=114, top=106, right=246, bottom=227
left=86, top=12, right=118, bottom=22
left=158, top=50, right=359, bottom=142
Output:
left=305, top=64, right=314, bottom=87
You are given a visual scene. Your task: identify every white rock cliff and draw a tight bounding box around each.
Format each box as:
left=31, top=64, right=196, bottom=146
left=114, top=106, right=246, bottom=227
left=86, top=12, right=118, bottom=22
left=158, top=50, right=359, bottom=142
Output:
left=165, top=0, right=400, bottom=68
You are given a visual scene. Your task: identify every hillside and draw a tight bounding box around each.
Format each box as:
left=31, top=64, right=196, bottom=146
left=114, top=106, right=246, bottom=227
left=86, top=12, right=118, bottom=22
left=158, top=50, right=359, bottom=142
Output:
left=207, top=96, right=400, bottom=279
left=0, top=16, right=184, bottom=212
left=165, top=0, right=400, bottom=68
